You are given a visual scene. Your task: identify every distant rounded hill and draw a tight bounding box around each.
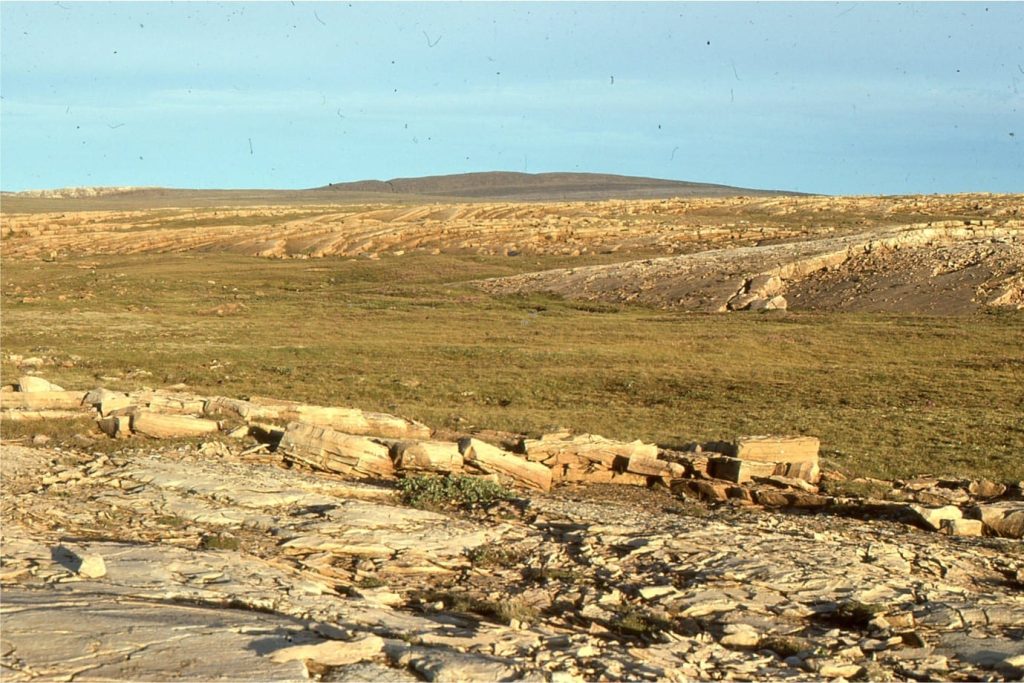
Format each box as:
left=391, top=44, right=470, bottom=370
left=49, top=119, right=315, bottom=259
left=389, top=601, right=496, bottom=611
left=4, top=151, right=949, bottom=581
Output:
left=3, top=172, right=803, bottom=211
left=316, top=171, right=801, bottom=201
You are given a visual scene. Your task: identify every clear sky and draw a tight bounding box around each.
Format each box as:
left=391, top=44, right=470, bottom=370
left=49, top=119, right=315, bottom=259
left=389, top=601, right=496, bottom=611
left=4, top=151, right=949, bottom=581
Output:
left=1, top=1, right=1021, bottom=195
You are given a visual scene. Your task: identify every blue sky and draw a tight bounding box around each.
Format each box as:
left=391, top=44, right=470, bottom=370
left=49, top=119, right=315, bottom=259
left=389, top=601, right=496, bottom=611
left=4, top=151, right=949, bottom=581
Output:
left=1, top=2, right=1021, bottom=194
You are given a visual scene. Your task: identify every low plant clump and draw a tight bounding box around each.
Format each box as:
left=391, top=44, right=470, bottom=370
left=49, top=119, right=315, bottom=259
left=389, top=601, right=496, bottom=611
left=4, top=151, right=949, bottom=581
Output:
left=397, top=474, right=514, bottom=511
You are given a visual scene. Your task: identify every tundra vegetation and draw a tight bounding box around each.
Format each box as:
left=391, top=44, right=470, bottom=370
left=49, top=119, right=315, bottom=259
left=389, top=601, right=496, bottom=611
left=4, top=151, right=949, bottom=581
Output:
left=2, top=249, right=1021, bottom=481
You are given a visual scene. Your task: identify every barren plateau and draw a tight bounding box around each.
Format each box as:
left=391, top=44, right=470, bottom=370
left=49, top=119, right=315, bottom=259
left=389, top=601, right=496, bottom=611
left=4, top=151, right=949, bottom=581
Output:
left=1, top=184, right=1022, bottom=681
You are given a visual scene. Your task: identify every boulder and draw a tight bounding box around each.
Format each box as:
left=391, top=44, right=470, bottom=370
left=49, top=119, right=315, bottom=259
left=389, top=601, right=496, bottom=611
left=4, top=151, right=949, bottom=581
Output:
left=83, top=388, right=133, bottom=416
left=907, top=504, right=963, bottom=532
left=393, top=441, right=464, bottom=474
left=279, top=422, right=394, bottom=479
left=939, top=518, right=984, bottom=537
left=17, top=376, right=65, bottom=392
left=967, top=480, right=1007, bottom=499
left=710, top=456, right=777, bottom=484
left=77, top=553, right=107, bottom=579
left=97, top=415, right=132, bottom=439
left=966, top=502, right=1024, bottom=539
left=733, top=435, right=820, bottom=483
left=748, top=295, right=788, bottom=311
left=749, top=273, right=785, bottom=297
left=458, top=438, right=552, bottom=491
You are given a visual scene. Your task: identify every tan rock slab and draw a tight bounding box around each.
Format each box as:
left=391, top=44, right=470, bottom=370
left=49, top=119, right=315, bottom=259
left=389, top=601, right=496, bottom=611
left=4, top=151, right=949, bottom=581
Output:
left=17, top=376, right=65, bottom=392
left=133, top=390, right=207, bottom=415
left=394, top=441, right=464, bottom=474
left=779, top=460, right=821, bottom=482
left=77, top=553, right=107, bottom=578
left=246, top=397, right=431, bottom=439
left=296, top=406, right=431, bottom=440
left=816, top=661, right=864, bottom=679
left=711, top=456, right=777, bottom=483
left=638, top=585, right=677, bottom=600
left=967, top=480, right=1007, bottom=499
left=624, top=453, right=674, bottom=478
left=967, top=501, right=1024, bottom=538
left=279, top=421, right=395, bottom=478
left=409, top=648, right=522, bottom=682
left=0, top=390, right=87, bottom=410
left=721, top=630, right=761, bottom=649
left=204, top=395, right=284, bottom=421
left=83, top=387, right=135, bottom=415
left=459, top=437, right=552, bottom=491
left=939, top=518, right=984, bottom=537
left=0, top=409, right=87, bottom=421
left=734, top=435, right=820, bottom=463
left=522, top=433, right=657, bottom=480
left=908, top=504, right=963, bottom=532
left=96, top=415, right=132, bottom=438
left=0, top=589, right=310, bottom=681
left=131, top=411, right=221, bottom=438
left=734, top=435, right=821, bottom=483
left=269, top=635, right=385, bottom=666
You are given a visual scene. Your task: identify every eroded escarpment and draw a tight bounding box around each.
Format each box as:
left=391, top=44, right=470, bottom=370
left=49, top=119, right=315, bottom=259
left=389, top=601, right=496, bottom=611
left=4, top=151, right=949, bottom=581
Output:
left=478, top=224, right=1024, bottom=314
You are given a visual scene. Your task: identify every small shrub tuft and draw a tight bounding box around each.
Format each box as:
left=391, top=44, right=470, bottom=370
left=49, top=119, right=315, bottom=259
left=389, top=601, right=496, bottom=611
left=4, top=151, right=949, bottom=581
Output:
left=467, top=542, right=527, bottom=568
left=198, top=532, right=240, bottom=551
left=398, top=475, right=513, bottom=511
left=609, top=606, right=673, bottom=640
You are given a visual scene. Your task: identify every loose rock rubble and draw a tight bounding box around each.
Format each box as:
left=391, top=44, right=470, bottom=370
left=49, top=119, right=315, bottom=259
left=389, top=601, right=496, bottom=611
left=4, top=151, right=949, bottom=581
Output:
left=2, top=434, right=1023, bottom=681
left=2, top=379, right=1023, bottom=680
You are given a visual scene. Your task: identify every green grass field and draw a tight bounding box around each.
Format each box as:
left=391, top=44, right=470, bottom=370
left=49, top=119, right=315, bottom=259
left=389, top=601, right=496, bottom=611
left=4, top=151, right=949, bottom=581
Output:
left=2, top=253, right=1022, bottom=482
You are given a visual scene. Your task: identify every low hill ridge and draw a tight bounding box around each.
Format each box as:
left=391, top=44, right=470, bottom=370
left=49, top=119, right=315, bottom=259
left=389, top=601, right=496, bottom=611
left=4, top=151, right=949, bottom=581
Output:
left=4, top=172, right=800, bottom=207
left=317, top=171, right=796, bottom=200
